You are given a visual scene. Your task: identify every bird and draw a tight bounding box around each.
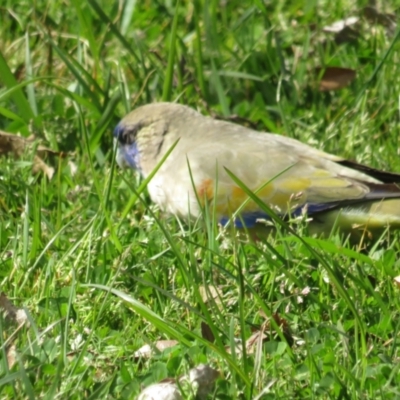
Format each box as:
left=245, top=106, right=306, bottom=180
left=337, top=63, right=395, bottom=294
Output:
left=113, top=102, right=400, bottom=239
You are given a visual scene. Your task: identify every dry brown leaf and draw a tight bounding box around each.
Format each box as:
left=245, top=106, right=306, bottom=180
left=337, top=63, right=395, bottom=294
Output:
left=224, top=312, right=292, bottom=355
left=258, top=311, right=294, bottom=345
left=315, top=66, right=356, bottom=91
left=267, top=313, right=289, bottom=330
left=134, top=340, right=179, bottom=359
left=6, top=344, right=17, bottom=369
left=199, top=285, right=223, bottom=305
left=0, top=130, right=64, bottom=179
left=246, top=330, right=268, bottom=354
left=0, top=292, right=28, bottom=326
left=201, top=321, right=215, bottom=343
left=32, top=155, right=55, bottom=180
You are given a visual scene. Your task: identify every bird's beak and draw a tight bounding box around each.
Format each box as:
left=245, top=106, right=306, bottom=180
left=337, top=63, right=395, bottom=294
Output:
left=114, top=138, right=140, bottom=170
left=114, top=138, right=126, bottom=168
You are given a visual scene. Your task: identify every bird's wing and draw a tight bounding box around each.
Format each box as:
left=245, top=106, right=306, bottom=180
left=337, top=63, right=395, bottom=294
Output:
left=170, top=134, right=400, bottom=226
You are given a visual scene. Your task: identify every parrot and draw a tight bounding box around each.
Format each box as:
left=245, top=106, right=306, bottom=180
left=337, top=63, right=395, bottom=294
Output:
left=113, top=102, right=400, bottom=239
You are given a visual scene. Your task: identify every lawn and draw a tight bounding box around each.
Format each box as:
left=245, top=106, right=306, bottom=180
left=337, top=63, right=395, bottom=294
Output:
left=1, top=1, right=400, bottom=399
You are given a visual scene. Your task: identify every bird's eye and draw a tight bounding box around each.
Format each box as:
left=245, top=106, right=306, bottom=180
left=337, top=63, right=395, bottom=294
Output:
left=113, top=123, right=142, bottom=145
left=113, top=124, right=124, bottom=139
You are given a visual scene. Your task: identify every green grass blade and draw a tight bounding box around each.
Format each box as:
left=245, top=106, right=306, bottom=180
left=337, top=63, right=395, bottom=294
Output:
left=0, top=49, right=35, bottom=124
left=162, top=0, right=180, bottom=101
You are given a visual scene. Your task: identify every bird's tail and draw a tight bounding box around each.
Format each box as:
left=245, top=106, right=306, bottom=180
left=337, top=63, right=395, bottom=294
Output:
left=310, top=198, right=400, bottom=239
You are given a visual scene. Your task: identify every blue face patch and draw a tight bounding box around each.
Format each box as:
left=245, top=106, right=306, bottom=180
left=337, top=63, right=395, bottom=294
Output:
left=114, top=122, right=141, bottom=170
left=113, top=123, right=123, bottom=139
left=116, top=142, right=141, bottom=170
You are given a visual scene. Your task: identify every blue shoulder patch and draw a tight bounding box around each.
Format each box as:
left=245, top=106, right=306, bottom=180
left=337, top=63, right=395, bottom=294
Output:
left=219, top=202, right=339, bottom=228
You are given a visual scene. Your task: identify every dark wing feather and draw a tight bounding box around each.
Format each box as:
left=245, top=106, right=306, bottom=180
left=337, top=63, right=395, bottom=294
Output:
left=338, top=160, right=400, bottom=183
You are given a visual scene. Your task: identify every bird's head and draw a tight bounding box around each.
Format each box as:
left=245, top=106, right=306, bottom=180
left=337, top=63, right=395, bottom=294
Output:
left=113, top=118, right=143, bottom=170
left=113, top=102, right=201, bottom=174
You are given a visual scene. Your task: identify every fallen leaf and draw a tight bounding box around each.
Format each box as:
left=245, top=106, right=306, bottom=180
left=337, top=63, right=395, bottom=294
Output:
left=0, top=130, right=64, bottom=179
left=246, top=330, right=268, bottom=354
left=134, top=340, right=178, bottom=359
left=315, top=66, right=356, bottom=91
left=137, top=382, right=182, bottom=400
left=201, top=321, right=215, bottom=343
left=0, top=293, right=28, bottom=326
left=68, top=160, right=78, bottom=176
left=6, top=344, right=17, bottom=369
left=32, top=155, right=55, bottom=179
left=257, top=311, right=294, bottom=345
left=321, top=16, right=360, bottom=45
left=199, top=285, right=223, bottom=305
left=323, top=16, right=359, bottom=33
left=270, top=313, right=290, bottom=331
left=137, top=364, right=219, bottom=400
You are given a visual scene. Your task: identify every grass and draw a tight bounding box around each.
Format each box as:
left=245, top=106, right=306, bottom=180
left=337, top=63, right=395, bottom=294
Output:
left=1, top=0, right=400, bottom=398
